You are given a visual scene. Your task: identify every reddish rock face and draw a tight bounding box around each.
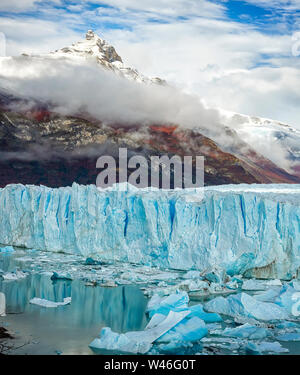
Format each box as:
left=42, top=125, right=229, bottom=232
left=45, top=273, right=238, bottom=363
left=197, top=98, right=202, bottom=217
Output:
left=0, top=95, right=299, bottom=188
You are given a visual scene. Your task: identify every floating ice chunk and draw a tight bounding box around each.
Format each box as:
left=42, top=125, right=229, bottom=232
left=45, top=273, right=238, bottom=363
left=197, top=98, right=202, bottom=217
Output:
left=253, top=287, right=282, bottom=303
left=291, top=281, right=300, bottom=291
left=0, top=246, right=14, bottom=254
left=245, top=342, right=261, bottom=355
left=276, top=332, right=300, bottom=341
left=234, top=316, right=265, bottom=327
left=276, top=321, right=299, bottom=329
left=154, top=341, right=199, bottom=355
left=183, top=271, right=201, bottom=279
left=90, top=310, right=190, bottom=354
left=225, top=280, right=239, bottom=290
left=90, top=327, right=152, bottom=354
left=156, top=317, right=208, bottom=343
left=1, top=270, right=27, bottom=281
left=145, top=313, right=167, bottom=330
left=242, top=279, right=282, bottom=291
left=204, top=292, right=290, bottom=321
left=187, top=304, right=222, bottom=323
left=147, top=291, right=189, bottom=317
left=179, top=279, right=209, bottom=292
left=257, top=341, right=289, bottom=353
left=204, top=272, right=220, bottom=284
left=51, top=272, right=73, bottom=281
left=30, top=297, right=71, bottom=308
left=85, top=257, right=101, bottom=266
left=275, top=284, right=299, bottom=314
left=222, top=323, right=270, bottom=340
left=240, top=293, right=289, bottom=321
left=0, top=292, right=5, bottom=317
left=204, top=296, right=233, bottom=317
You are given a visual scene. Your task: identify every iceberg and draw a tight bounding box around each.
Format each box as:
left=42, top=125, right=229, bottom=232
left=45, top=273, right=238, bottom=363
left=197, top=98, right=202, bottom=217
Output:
left=29, top=297, right=71, bottom=308
left=147, top=292, right=189, bottom=317
left=253, top=287, right=282, bottom=303
left=89, top=309, right=190, bottom=354
left=0, top=183, right=300, bottom=279
left=276, top=332, right=300, bottom=341
left=275, top=284, right=300, bottom=315
left=204, top=292, right=290, bottom=321
left=187, top=304, right=222, bottom=323
left=222, top=323, right=270, bottom=340
left=156, top=316, right=207, bottom=343
left=90, top=291, right=210, bottom=354
left=51, top=272, right=73, bottom=281
left=242, top=279, right=282, bottom=291
left=256, top=341, right=289, bottom=353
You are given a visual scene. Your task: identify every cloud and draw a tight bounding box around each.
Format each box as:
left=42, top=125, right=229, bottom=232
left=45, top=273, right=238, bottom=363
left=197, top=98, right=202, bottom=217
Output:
left=1, top=53, right=297, bottom=173
left=0, top=0, right=61, bottom=12
left=241, top=0, right=300, bottom=11
left=0, top=17, right=81, bottom=56
left=0, top=55, right=222, bottom=132
left=87, top=0, right=225, bottom=19
left=0, top=0, right=299, bottom=130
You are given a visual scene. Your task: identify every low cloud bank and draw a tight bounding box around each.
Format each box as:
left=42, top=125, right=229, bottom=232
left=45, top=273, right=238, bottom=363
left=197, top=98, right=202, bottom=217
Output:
left=0, top=55, right=296, bottom=173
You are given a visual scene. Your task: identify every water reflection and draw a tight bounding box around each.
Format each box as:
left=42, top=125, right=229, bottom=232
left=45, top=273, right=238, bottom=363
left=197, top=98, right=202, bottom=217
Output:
left=0, top=253, right=148, bottom=354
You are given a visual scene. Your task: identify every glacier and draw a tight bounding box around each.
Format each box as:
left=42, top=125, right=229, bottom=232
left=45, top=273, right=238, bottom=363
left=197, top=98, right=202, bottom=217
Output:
left=0, top=183, right=300, bottom=280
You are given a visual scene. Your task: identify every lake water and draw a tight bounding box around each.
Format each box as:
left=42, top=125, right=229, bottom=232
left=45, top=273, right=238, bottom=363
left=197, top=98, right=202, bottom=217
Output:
left=0, top=253, right=149, bottom=354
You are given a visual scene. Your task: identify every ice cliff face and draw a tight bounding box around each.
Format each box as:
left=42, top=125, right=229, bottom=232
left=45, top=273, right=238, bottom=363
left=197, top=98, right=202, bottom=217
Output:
left=0, top=183, right=299, bottom=280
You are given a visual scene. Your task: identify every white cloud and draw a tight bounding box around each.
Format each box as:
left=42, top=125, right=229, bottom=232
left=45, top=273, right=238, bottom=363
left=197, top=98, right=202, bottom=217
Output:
left=241, top=0, right=300, bottom=11
left=0, top=17, right=80, bottom=56
left=0, top=0, right=61, bottom=12
left=88, top=0, right=225, bottom=18
left=0, top=0, right=299, bottom=129
left=100, top=16, right=300, bottom=127
left=0, top=55, right=222, bottom=133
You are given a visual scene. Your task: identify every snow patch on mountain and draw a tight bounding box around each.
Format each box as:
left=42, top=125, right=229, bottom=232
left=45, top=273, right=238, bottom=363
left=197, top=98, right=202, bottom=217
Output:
left=47, top=30, right=166, bottom=85
left=220, top=108, right=300, bottom=174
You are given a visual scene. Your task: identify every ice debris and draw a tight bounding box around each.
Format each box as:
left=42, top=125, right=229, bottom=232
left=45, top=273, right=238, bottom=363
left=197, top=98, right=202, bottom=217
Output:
left=204, top=292, right=290, bottom=321
left=222, top=323, right=270, bottom=340
left=29, top=297, right=71, bottom=308
left=242, top=279, right=282, bottom=291
left=89, top=310, right=190, bottom=354
left=147, top=292, right=189, bottom=317
left=51, top=272, right=73, bottom=281
left=276, top=332, right=300, bottom=341
left=90, top=292, right=210, bottom=354
left=85, top=257, right=101, bottom=266
left=255, top=341, right=289, bottom=353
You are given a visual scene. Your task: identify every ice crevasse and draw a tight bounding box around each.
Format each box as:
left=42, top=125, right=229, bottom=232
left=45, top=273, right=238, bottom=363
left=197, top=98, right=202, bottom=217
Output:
left=0, top=183, right=300, bottom=280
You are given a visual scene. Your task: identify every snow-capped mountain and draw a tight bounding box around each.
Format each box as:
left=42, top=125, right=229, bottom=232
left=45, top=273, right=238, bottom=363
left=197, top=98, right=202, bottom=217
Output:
left=0, top=30, right=299, bottom=187
left=46, top=30, right=166, bottom=85
left=220, top=109, right=300, bottom=177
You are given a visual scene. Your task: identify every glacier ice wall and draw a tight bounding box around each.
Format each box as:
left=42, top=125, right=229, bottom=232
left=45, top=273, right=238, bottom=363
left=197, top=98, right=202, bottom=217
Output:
left=0, top=183, right=300, bottom=279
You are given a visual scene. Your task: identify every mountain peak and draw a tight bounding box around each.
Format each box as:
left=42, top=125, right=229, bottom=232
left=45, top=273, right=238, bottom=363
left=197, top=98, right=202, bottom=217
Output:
left=85, top=30, right=96, bottom=40
left=51, top=31, right=166, bottom=85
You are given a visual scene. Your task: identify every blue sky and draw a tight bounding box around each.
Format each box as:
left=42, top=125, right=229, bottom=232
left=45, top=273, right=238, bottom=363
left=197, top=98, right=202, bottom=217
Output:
left=0, top=0, right=300, bottom=126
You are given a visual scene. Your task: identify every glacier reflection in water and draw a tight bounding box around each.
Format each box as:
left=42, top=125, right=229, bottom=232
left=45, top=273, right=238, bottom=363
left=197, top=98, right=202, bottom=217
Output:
left=0, top=253, right=148, bottom=354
